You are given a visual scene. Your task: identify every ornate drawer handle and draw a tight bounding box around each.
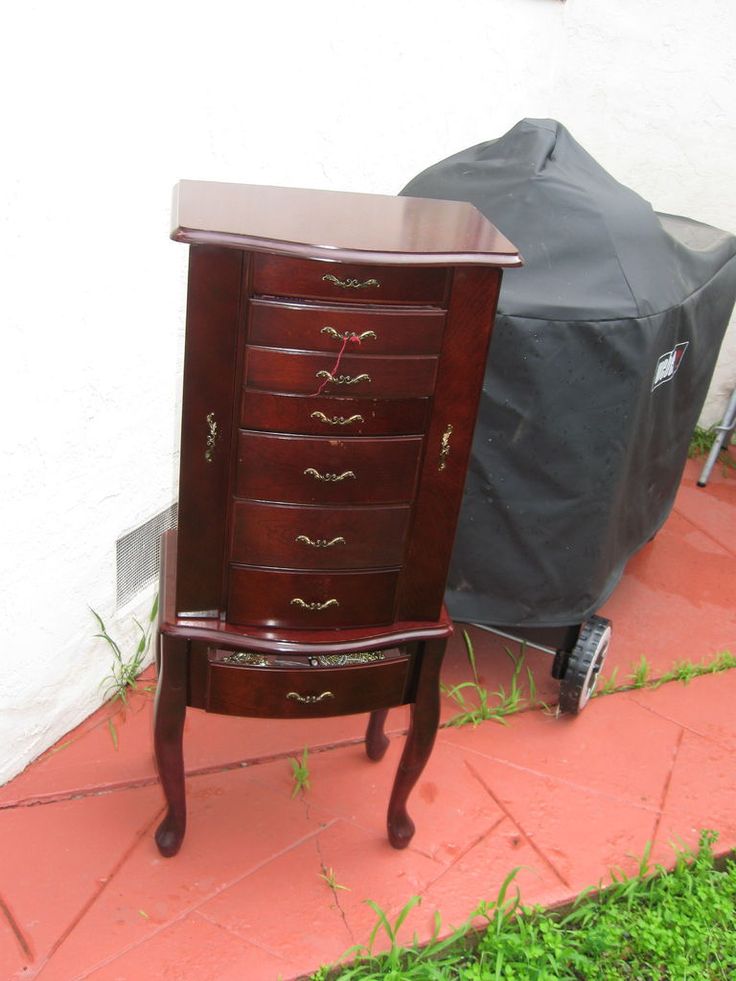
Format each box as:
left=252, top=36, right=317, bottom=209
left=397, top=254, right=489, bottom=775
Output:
left=322, top=273, right=380, bottom=291
left=290, top=597, right=340, bottom=611
left=311, top=411, right=364, bottom=427
left=321, top=326, right=377, bottom=343
left=315, top=370, right=371, bottom=386
left=310, top=651, right=385, bottom=666
left=295, top=535, right=346, bottom=549
left=304, top=467, right=356, bottom=482
left=220, top=651, right=269, bottom=667
left=438, top=423, right=454, bottom=471
left=286, top=690, right=335, bottom=704
left=204, top=411, right=219, bottom=463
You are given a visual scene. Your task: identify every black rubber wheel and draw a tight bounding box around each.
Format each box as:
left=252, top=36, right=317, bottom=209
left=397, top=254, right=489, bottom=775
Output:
left=558, top=615, right=611, bottom=715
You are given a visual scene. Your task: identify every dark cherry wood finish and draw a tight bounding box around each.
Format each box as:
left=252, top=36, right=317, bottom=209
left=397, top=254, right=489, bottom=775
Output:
left=206, top=656, right=410, bottom=718
left=175, top=247, right=244, bottom=616
left=172, top=181, right=522, bottom=266
left=245, top=348, right=438, bottom=398
left=397, top=266, right=504, bottom=620
left=252, top=253, right=449, bottom=305
left=248, top=299, right=446, bottom=355
left=235, top=432, right=422, bottom=505
left=227, top=566, right=400, bottom=629
left=240, top=392, right=429, bottom=437
left=155, top=183, right=520, bottom=856
left=230, top=501, right=411, bottom=570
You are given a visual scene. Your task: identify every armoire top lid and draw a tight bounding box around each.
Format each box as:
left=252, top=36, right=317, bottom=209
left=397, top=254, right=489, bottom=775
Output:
left=171, top=180, right=522, bottom=268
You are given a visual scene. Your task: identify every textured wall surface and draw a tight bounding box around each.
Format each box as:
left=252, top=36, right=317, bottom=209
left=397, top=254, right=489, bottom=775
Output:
left=1, top=0, right=734, bottom=783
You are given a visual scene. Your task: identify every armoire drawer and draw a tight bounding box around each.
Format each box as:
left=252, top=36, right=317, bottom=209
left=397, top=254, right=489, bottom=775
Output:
left=205, top=655, right=410, bottom=718
left=252, top=253, right=449, bottom=306
left=235, top=431, right=423, bottom=505
left=240, top=391, right=430, bottom=437
left=248, top=299, right=446, bottom=355
left=244, top=347, right=438, bottom=398
left=230, top=501, right=411, bottom=570
left=227, top=567, right=399, bottom=628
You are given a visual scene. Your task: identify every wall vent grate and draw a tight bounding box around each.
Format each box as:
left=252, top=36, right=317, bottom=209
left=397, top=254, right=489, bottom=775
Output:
left=116, top=503, right=178, bottom=608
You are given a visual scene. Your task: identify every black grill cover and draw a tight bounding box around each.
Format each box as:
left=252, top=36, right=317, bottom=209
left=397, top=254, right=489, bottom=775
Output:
left=401, top=119, right=736, bottom=627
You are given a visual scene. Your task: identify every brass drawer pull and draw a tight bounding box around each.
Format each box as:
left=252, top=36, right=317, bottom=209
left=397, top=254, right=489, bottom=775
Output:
left=204, top=411, right=219, bottom=463
left=295, top=534, right=346, bottom=549
left=310, top=651, right=385, bottom=666
left=321, top=326, right=377, bottom=343
left=220, top=651, right=269, bottom=667
left=311, top=411, right=364, bottom=427
left=438, top=423, right=454, bottom=471
left=286, top=690, right=335, bottom=704
left=304, top=467, right=356, bottom=482
left=322, top=273, right=380, bottom=291
left=290, top=597, right=339, bottom=611
left=315, top=370, right=371, bottom=386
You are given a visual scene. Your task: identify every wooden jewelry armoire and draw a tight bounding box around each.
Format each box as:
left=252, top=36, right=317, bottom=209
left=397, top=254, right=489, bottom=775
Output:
left=155, top=181, right=520, bottom=856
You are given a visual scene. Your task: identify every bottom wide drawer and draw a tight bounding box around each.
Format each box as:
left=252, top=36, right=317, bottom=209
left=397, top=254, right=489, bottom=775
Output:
left=205, top=654, right=410, bottom=718
left=227, top=567, right=399, bottom=628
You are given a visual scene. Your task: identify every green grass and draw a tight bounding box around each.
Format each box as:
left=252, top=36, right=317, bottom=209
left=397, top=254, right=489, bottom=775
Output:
left=312, top=832, right=736, bottom=980
left=290, top=745, right=311, bottom=798
left=688, top=423, right=735, bottom=475
left=688, top=424, right=719, bottom=458
left=320, top=866, right=350, bottom=894
left=442, top=632, right=538, bottom=727
left=442, top=632, right=736, bottom=728
left=91, top=597, right=158, bottom=747
left=594, top=649, right=736, bottom=699
left=91, top=595, right=158, bottom=706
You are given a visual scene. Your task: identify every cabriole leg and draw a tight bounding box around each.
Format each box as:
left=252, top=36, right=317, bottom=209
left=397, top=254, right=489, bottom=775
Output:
left=387, top=638, right=446, bottom=849
left=365, top=708, right=390, bottom=761
left=154, top=633, right=189, bottom=857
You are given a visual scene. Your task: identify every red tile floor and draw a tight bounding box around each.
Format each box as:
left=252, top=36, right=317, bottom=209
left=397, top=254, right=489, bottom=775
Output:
left=2, top=456, right=735, bottom=980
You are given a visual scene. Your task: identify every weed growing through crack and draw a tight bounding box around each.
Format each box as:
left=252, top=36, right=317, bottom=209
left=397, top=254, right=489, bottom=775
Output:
left=688, top=424, right=735, bottom=476
left=92, top=596, right=158, bottom=706
left=629, top=655, right=652, bottom=688
left=444, top=633, right=736, bottom=728
left=688, top=424, right=718, bottom=457
left=92, top=596, right=158, bottom=747
left=442, top=631, right=536, bottom=727
left=290, top=745, right=311, bottom=798
left=320, top=866, right=350, bottom=894
left=595, top=649, right=736, bottom=699
left=441, top=631, right=734, bottom=729
left=595, top=666, right=620, bottom=696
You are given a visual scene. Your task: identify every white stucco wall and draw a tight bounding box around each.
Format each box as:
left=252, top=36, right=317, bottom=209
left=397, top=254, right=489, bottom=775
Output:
left=1, top=0, right=734, bottom=784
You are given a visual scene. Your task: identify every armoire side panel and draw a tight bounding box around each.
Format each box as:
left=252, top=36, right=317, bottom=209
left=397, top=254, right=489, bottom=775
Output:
left=175, top=245, right=244, bottom=616
left=397, top=266, right=503, bottom=621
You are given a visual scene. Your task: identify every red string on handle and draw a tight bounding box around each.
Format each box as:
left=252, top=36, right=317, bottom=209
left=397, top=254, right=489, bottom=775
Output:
left=311, top=333, right=362, bottom=397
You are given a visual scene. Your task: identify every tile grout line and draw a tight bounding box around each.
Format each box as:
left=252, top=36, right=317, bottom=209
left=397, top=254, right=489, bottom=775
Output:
left=419, top=814, right=507, bottom=895
left=193, top=909, right=293, bottom=964
left=66, top=819, right=341, bottom=981
left=0, top=734, right=410, bottom=813
left=6, top=675, right=721, bottom=816
left=307, top=808, right=356, bottom=947
left=630, top=694, right=734, bottom=752
left=463, top=758, right=572, bottom=890
left=32, top=805, right=166, bottom=979
left=437, top=734, right=662, bottom=815
left=649, top=728, right=686, bottom=851
left=672, top=503, right=736, bottom=560
left=1, top=691, right=558, bottom=814
left=1, top=696, right=554, bottom=815
left=0, top=890, right=34, bottom=964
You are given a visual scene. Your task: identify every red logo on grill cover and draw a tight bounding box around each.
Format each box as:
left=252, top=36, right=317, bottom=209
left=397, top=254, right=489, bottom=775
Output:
left=652, top=342, right=688, bottom=391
